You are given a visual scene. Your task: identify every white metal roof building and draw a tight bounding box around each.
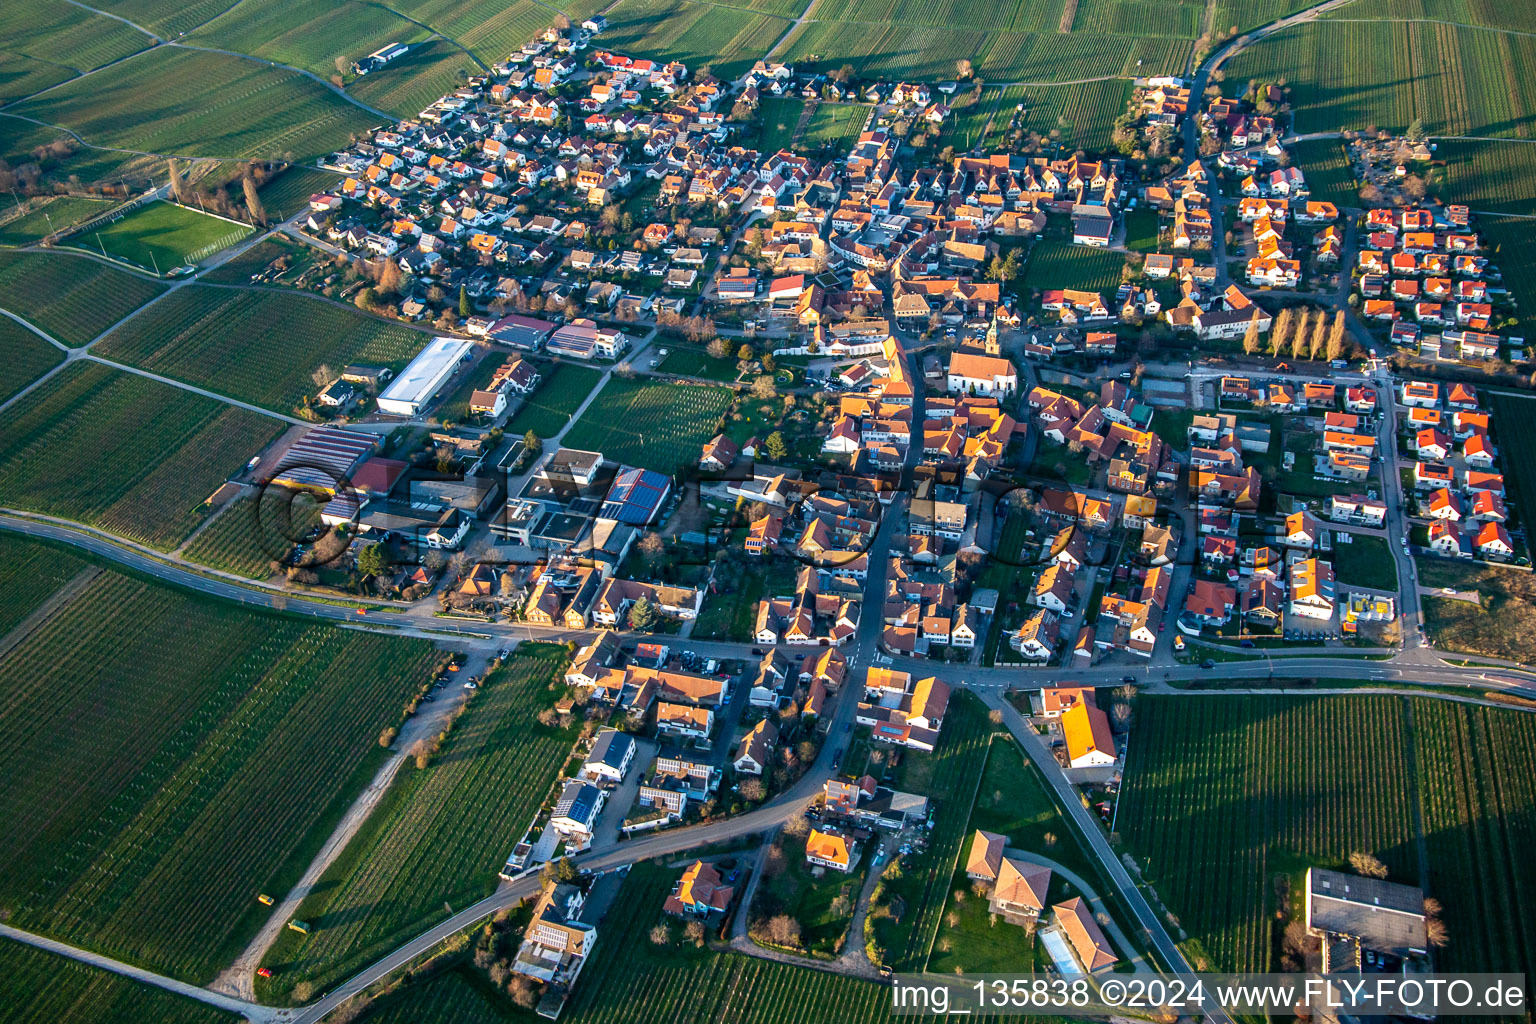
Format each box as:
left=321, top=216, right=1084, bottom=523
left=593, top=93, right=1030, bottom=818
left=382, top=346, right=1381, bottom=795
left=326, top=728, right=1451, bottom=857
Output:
left=376, top=337, right=472, bottom=416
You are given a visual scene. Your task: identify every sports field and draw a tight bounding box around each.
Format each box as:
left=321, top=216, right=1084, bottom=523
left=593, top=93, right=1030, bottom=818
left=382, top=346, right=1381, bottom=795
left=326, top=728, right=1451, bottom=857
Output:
left=0, top=249, right=165, bottom=346
left=0, top=361, right=284, bottom=549
left=0, top=316, right=63, bottom=405
left=1020, top=241, right=1126, bottom=295
left=503, top=361, right=604, bottom=439
left=598, top=0, right=794, bottom=79
left=0, top=940, right=235, bottom=1024
left=258, top=643, right=579, bottom=1002
left=0, top=558, right=438, bottom=981
left=96, top=286, right=427, bottom=414
left=9, top=47, right=375, bottom=159
left=0, top=196, right=115, bottom=246
left=78, top=201, right=252, bottom=273
left=562, top=377, right=734, bottom=474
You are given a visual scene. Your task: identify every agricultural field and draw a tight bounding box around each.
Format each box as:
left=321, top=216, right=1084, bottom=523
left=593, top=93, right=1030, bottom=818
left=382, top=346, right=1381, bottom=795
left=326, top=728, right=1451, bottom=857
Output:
left=1489, top=392, right=1536, bottom=525
left=802, top=103, right=871, bottom=151
left=1020, top=241, right=1126, bottom=296
left=562, top=378, right=734, bottom=474
left=96, top=286, right=427, bottom=414
left=0, top=361, right=283, bottom=549
left=1213, top=0, right=1321, bottom=34
left=866, top=692, right=994, bottom=970
left=0, top=196, right=115, bottom=246
left=386, top=0, right=573, bottom=67
left=347, top=39, right=480, bottom=119
left=940, top=80, right=1134, bottom=154
left=255, top=166, right=342, bottom=219
left=0, top=53, right=77, bottom=105
left=90, top=0, right=241, bottom=37
left=599, top=0, right=793, bottom=80
left=1117, top=696, right=1421, bottom=973
left=1287, top=138, right=1357, bottom=207
left=0, top=0, right=150, bottom=77
left=1320, top=0, right=1536, bottom=32
left=358, top=861, right=1010, bottom=1024
left=1410, top=700, right=1536, bottom=986
left=9, top=48, right=376, bottom=160
left=75, top=200, right=252, bottom=273
left=0, top=249, right=165, bottom=346
left=1477, top=218, right=1536, bottom=330
left=503, top=361, right=604, bottom=439
left=1227, top=20, right=1536, bottom=139
left=0, top=115, right=168, bottom=191
left=0, top=940, right=236, bottom=1024
left=1068, top=0, right=1203, bottom=36
left=0, top=316, right=63, bottom=405
left=258, top=644, right=580, bottom=1002
left=1431, top=139, right=1536, bottom=216
left=198, top=234, right=320, bottom=286
left=0, top=568, right=438, bottom=981
left=181, top=488, right=325, bottom=579
left=0, top=534, right=92, bottom=638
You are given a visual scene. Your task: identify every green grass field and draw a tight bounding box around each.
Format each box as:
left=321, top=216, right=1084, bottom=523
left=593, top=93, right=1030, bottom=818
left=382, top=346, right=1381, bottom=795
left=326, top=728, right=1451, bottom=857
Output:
left=802, top=103, right=871, bottom=151
left=0, top=940, right=235, bottom=1024
left=1478, top=218, right=1536, bottom=331
left=0, top=560, right=437, bottom=981
left=78, top=200, right=252, bottom=272
left=0, top=196, right=115, bottom=246
left=0, top=361, right=283, bottom=549
left=9, top=47, right=375, bottom=159
left=562, top=377, right=734, bottom=473
left=181, top=488, right=325, bottom=578
left=96, top=286, right=427, bottom=414
left=258, top=644, right=580, bottom=1003
left=1488, top=391, right=1536, bottom=525
left=1330, top=532, right=1398, bottom=591
left=1123, top=206, right=1160, bottom=253
left=0, top=315, right=63, bottom=405
left=752, top=831, right=867, bottom=956
left=1021, top=241, right=1126, bottom=296
left=598, top=0, right=793, bottom=80
left=503, top=361, right=604, bottom=440
left=758, top=97, right=804, bottom=153
left=655, top=344, right=741, bottom=381
left=0, top=249, right=165, bottom=346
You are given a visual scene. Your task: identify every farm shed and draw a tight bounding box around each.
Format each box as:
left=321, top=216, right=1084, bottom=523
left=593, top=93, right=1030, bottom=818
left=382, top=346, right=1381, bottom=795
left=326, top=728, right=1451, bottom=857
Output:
left=377, top=337, right=473, bottom=416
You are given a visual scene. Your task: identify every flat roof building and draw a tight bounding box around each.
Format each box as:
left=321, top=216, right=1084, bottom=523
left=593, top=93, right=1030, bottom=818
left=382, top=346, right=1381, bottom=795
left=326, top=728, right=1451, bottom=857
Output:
left=376, top=337, right=473, bottom=416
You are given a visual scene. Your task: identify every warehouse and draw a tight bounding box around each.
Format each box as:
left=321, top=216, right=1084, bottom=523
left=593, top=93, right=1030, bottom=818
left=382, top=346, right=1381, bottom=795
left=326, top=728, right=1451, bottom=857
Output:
left=376, top=337, right=473, bottom=416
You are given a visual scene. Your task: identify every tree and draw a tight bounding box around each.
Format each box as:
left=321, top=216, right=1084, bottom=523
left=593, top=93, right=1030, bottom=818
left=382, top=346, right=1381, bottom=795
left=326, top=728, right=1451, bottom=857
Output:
left=639, top=531, right=664, bottom=556
left=379, top=259, right=404, bottom=297
left=458, top=284, right=471, bottom=318
left=628, top=596, right=658, bottom=631
left=1348, top=851, right=1389, bottom=878
left=766, top=914, right=801, bottom=947
left=1242, top=309, right=1263, bottom=354
left=956, top=58, right=974, bottom=80
left=1290, top=308, right=1311, bottom=359
left=739, top=777, right=765, bottom=801
left=1326, top=309, right=1349, bottom=362
left=764, top=431, right=787, bottom=460
left=1406, top=117, right=1427, bottom=144
left=524, top=429, right=541, bottom=451
left=649, top=922, right=671, bottom=946
left=737, top=343, right=755, bottom=361
left=1308, top=309, right=1328, bottom=360
left=310, top=363, right=335, bottom=389
left=706, top=337, right=729, bottom=359
left=357, top=542, right=387, bottom=581
left=241, top=165, right=267, bottom=226
left=684, top=919, right=706, bottom=946
left=1269, top=306, right=1292, bottom=357
left=750, top=375, right=777, bottom=400
left=167, top=158, right=187, bottom=204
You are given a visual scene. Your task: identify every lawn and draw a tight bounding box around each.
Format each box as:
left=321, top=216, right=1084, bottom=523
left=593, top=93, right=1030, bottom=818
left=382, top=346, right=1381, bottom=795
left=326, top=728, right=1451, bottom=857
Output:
left=75, top=200, right=252, bottom=273
left=0, top=361, right=284, bottom=549
left=693, top=553, right=800, bottom=640
left=0, top=315, right=63, bottom=404
left=865, top=692, right=995, bottom=970
left=927, top=739, right=1100, bottom=975
left=562, top=377, right=734, bottom=474
left=95, top=286, right=427, bottom=415
left=1330, top=531, right=1397, bottom=591
left=0, top=196, right=115, bottom=246
left=9, top=47, right=375, bottom=160
left=0, top=563, right=437, bottom=982
left=0, top=249, right=165, bottom=346
left=503, top=361, right=604, bottom=440
left=257, top=643, right=581, bottom=1003
left=802, top=102, right=871, bottom=152
left=656, top=344, right=741, bottom=382
left=0, top=940, right=236, bottom=1024
left=1020, top=240, right=1125, bottom=296
left=752, top=832, right=866, bottom=956
left=758, top=96, right=804, bottom=153
left=1122, top=206, right=1160, bottom=253
left=181, top=488, right=324, bottom=579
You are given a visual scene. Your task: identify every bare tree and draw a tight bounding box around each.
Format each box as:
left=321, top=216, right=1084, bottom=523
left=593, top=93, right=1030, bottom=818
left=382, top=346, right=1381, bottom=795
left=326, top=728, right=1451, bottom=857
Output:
left=241, top=164, right=267, bottom=226
left=1348, top=851, right=1389, bottom=878
left=766, top=914, right=801, bottom=947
